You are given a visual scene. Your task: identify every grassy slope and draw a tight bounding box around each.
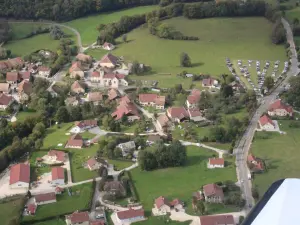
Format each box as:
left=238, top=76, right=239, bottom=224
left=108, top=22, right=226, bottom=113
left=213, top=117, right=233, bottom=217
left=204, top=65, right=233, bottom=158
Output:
left=9, top=23, right=48, bottom=40
left=131, top=146, right=236, bottom=213
left=0, top=198, right=24, bottom=225
left=65, top=6, right=158, bottom=45
left=251, top=120, right=300, bottom=196
left=23, top=183, right=93, bottom=222
left=88, top=17, right=286, bottom=89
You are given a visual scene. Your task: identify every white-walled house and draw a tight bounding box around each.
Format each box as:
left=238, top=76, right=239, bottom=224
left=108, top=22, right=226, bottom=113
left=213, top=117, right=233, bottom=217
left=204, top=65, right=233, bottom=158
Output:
left=259, top=115, right=275, bottom=130
left=207, top=158, right=225, bottom=169
left=70, top=120, right=98, bottom=133
left=90, top=69, right=128, bottom=88
left=268, top=100, right=293, bottom=117
left=9, top=163, right=30, bottom=189
left=0, top=93, right=14, bottom=111
left=116, top=208, right=145, bottom=224
left=102, top=42, right=115, bottom=51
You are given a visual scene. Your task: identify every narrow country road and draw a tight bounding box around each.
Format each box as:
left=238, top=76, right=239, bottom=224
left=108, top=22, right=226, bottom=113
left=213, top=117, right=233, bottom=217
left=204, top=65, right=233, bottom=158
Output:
left=235, top=17, right=299, bottom=214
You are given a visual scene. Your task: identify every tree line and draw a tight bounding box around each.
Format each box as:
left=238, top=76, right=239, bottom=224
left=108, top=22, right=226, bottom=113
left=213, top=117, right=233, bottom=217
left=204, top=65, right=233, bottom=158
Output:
left=0, top=0, right=159, bottom=21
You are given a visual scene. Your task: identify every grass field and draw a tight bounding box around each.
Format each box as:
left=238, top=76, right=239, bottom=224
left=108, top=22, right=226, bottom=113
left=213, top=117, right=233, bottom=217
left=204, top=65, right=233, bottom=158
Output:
left=131, top=146, right=236, bottom=213
left=251, top=120, right=300, bottom=197
left=23, top=183, right=93, bottom=222
left=9, top=23, right=49, bottom=40
left=86, top=17, right=287, bottom=89
left=0, top=198, right=24, bottom=225
left=135, top=216, right=191, bottom=225
left=31, top=218, right=66, bottom=225
left=17, top=110, right=40, bottom=122
left=29, top=151, right=51, bottom=181
left=65, top=6, right=158, bottom=45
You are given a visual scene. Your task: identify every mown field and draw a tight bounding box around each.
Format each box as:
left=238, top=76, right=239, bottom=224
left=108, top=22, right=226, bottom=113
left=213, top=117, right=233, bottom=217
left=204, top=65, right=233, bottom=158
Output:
left=131, top=146, right=237, bottom=213
left=30, top=218, right=66, bottom=225
left=65, top=6, right=158, bottom=45
left=251, top=120, right=300, bottom=197
left=0, top=198, right=24, bottom=225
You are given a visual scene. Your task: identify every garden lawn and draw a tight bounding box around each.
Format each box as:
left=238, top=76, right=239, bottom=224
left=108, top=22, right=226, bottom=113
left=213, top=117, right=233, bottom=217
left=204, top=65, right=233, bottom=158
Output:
left=17, top=110, right=40, bottom=122
left=22, top=183, right=93, bottom=222
left=0, top=198, right=24, bottom=225
left=81, top=131, right=96, bottom=140
left=93, top=17, right=287, bottom=89
left=30, top=218, right=66, bottom=225
left=65, top=6, right=158, bottom=45
left=29, top=150, right=51, bottom=181
left=121, top=123, right=140, bottom=133
left=135, top=216, right=191, bottom=225
left=130, top=146, right=236, bottom=213
left=251, top=120, right=300, bottom=197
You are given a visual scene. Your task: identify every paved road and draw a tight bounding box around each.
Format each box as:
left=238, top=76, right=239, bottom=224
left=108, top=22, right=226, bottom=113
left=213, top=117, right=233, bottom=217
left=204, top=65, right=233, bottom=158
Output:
left=235, top=17, right=300, bottom=213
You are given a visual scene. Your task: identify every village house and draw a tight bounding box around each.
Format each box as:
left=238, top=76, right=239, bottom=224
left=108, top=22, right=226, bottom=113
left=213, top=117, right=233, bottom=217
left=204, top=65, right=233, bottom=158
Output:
left=19, top=71, right=31, bottom=81
left=87, top=92, right=103, bottom=105
left=34, top=192, right=57, bottom=205
left=268, top=99, right=293, bottom=117
left=76, top=53, right=92, bottom=66
left=6, top=72, right=19, bottom=84
left=199, top=215, right=234, bottom=225
left=202, top=78, right=219, bottom=88
left=0, top=57, right=24, bottom=71
left=166, top=107, right=189, bottom=123
left=0, top=83, right=10, bottom=94
left=0, top=93, right=14, bottom=110
left=65, top=134, right=84, bottom=149
left=55, top=186, right=64, bottom=195
left=99, top=53, right=119, bottom=68
left=71, top=81, right=85, bottom=94
left=44, top=149, right=66, bottom=164
left=108, top=88, right=120, bottom=101
left=111, top=97, right=140, bottom=122
left=102, top=42, right=115, bottom=51
left=207, top=158, right=225, bottom=169
left=9, top=163, right=30, bottom=189
left=154, top=196, right=184, bottom=215
left=90, top=70, right=128, bottom=88
left=157, top=114, right=172, bottom=132
left=229, top=81, right=243, bottom=92
left=66, top=211, right=90, bottom=225
left=188, top=109, right=205, bottom=122
left=38, top=66, right=51, bottom=77
left=146, top=135, right=161, bottom=146
left=259, top=115, right=275, bottom=130
left=70, top=120, right=98, bottom=133
left=25, top=204, right=37, bottom=215
left=17, top=80, right=33, bottom=102
left=186, top=89, right=201, bottom=109
left=138, top=93, right=166, bottom=110
left=117, top=141, right=136, bottom=157
left=69, top=61, right=85, bottom=79
left=86, top=158, right=102, bottom=171
left=65, top=96, right=80, bottom=106
left=247, top=154, right=264, bottom=172
left=203, top=183, right=224, bottom=203
left=116, top=208, right=145, bottom=224
left=51, top=167, right=65, bottom=185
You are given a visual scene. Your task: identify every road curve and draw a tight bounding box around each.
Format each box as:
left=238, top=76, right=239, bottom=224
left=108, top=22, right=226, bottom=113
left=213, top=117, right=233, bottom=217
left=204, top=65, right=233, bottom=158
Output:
left=234, top=17, right=299, bottom=214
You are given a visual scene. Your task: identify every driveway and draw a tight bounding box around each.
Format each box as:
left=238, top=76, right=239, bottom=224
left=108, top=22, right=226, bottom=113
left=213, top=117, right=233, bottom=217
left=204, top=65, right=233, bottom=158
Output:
left=169, top=210, right=199, bottom=225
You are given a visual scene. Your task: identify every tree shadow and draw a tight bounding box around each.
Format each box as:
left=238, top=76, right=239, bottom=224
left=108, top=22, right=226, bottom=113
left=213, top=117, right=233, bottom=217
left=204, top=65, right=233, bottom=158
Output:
left=115, top=39, right=134, bottom=45
left=186, top=155, right=208, bottom=167
left=191, top=62, right=204, bottom=67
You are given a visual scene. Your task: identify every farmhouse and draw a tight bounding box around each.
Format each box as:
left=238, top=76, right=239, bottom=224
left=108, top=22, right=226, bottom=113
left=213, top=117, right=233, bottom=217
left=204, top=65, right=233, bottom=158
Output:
left=69, top=61, right=85, bottom=79
left=102, top=42, right=115, bottom=51
left=9, top=163, right=30, bottom=189
left=111, top=97, right=140, bottom=122
left=258, top=115, right=275, bottom=130
left=203, top=183, right=224, bottom=203
left=6, top=72, right=19, bottom=84
left=108, top=88, right=120, bottom=101
left=17, top=80, right=33, bottom=102
left=38, top=66, right=51, bottom=77
left=116, top=208, right=145, bottom=224
left=34, top=192, right=56, bottom=205
left=247, top=154, right=264, bottom=172
left=166, top=107, right=189, bottom=123
left=0, top=57, right=24, bottom=71
left=207, top=158, right=225, bottom=169
left=90, top=69, right=128, bottom=88
left=99, top=53, right=119, bottom=68
left=154, top=196, right=184, bottom=215
left=188, top=109, right=205, bottom=122
left=202, top=78, right=219, bottom=88
left=0, top=83, right=10, bottom=94
left=199, top=215, right=234, bottom=225
left=0, top=93, right=14, bottom=110
left=186, top=89, right=201, bottom=109
left=45, top=149, right=66, bottom=163
left=70, top=120, right=98, bottom=133
left=87, top=92, right=103, bottom=105
left=86, top=158, right=101, bottom=171
left=65, top=96, right=80, bottom=106
left=19, top=71, right=31, bottom=81
left=138, top=94, right=165, bottom=109
left=51, top=167, right=65, bottom=185
left=157, top=114, right=172, bottom=132
left=268, top=100, right=293, bottom=117
left=66, top=211, right=90, bottom=225
left=65, top=134, right=84, bottom=149
left=71, top=81, right=85, bottom=94
left=117, top=141, right=136, bottom=157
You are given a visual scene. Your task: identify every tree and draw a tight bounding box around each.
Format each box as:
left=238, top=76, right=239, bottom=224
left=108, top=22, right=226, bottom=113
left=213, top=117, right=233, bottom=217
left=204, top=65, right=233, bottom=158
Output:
left=271, top=19, right=286, bottom=44
left=220, top=84, right=233, bottom=98
left=180, top=52, right=191, bottom=67
left=131, top=61, right=144, bottom=75
left=35, top=139, right=43, bottom=150
left=55, top=106, right=69, bottom=123
left=122, top=34, right=127, bottom=42
left=49, top=25, right=65, bottom=40
left=138, top=150, right=158, bottom=171
left=196, top=201, right=206, bottom=215
left=263, top=76, right=274, bottom=91
left=293, top=18, right=299, bottom=26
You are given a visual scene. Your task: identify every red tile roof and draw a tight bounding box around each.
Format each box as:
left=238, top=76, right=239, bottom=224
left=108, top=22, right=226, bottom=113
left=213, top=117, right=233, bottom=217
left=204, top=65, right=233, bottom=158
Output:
left=202, top=78, right=216, bottom=86
left=100, top=53, right=118, bottom=66
left=74, top=120, right=97, bottom=129
left=9, top=163, right=30, bottom=185
left=27, top=204, right=36, bottom=214
left=0, top=83, right=10, bottom=93
left=157, top=114, right=170, bottom=128
left=155, top=196, right=170, bottom=208
left=268, top=100, right=293, bottom=113
left=71, top=81, right=84, bottom=91
left=88, top=92, right=103, bottom=102
left=188, top=109, right=202, bottom=117
left=55, top=186, right=64, bottom=193
left=87, top=158, right=98, bottom=168
left=35, top=192, right=56, bottom=203
left=208, top=158, right=224, bottom=166
left=76, top=53, right=92, bottom=62
left=190, top=89, right=201, bottom=96
left=66, top=134, right=83, bottom=148
left=170, top=198, right=183, bottom=207
left=66, top=211, right=90, bottom=223
left=247, top=154, right=256, bottom=162
left=139, top=94, right=165, bottom=106
left=6, top=72, right=19, bottom=82
left=199, top=215, right=234, bottom=225
left=259, top=115, right=274, bottom=126
left=111, top=100, right=140, bottom=121
left=167, top=107, right=188, bottom=120
left=18, top=80, right=32, bottom=95
left=203, top=184, right=224, bottom=199
left=103, top=42, right=114, bottom=48
left=19, top=71, right=31, bottom=80
left=108, top=89, right=120, bottom=100
left=0, top=93, right=13, bottom=106
left=90, top=220, right=105, bottom=225
left=38, top=66, right=50, bottom=72
left=92, top=71, right=100, bottom=77
left=117, top=208, right=144, bottom=220
left=51, top=167, right=65, bottom=180
left=69, top=61, right=83, bottom=73
left=48, top=150, right=65, bottom=162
